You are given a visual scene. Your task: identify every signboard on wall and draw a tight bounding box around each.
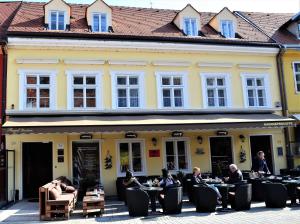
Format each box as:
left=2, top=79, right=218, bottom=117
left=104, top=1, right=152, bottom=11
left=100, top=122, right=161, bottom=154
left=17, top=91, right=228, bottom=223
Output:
left=149, top=149, right=160, bottom=157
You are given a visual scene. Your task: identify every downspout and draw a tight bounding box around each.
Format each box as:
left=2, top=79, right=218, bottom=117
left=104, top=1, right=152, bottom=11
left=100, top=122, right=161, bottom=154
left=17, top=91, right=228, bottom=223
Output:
left=1, top=43, right=7, bottom=142
left=276, top=44, right=293, bottom=169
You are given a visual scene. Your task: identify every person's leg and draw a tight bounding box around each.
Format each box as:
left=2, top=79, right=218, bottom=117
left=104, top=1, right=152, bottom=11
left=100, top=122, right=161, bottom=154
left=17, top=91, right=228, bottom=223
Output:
left=209, top=185, right=222, bottom=199
left=158, top=194, right=165, bottom=210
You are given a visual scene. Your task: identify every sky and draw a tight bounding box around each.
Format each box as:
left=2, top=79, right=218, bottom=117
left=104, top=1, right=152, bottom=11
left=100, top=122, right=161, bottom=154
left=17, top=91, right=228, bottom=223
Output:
left=1, top=0, right=299, bottom=13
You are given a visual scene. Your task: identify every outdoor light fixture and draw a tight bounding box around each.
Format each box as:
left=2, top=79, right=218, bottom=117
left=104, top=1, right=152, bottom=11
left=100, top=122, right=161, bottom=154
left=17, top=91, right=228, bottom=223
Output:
left=11, top=104, right=14, bottom=110
left=239, top=134, right=246, bottom=142
left=151, top=137, right=158, bottom=146
left=197, top=136, right=203, bottom=144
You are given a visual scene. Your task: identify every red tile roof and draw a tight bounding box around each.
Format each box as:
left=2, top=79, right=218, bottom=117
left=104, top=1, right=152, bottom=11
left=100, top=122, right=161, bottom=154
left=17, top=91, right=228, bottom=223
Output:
left=6, top=1, right=276, bottom=45
left=0, top=1, right=21, bottom=41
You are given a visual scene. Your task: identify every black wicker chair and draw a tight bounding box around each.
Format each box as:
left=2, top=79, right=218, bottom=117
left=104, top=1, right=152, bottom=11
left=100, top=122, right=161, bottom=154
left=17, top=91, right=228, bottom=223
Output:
left=249, top=178, right=265, bottom=201
left=163, top=186, right=183, bottom=214
left=193, top=185, right=218, bottom=212
left=229, top=184, right=252, bottom=211
left=126, top=187, right=149, bottom=217
left=263, top=182, right=287, bottom=208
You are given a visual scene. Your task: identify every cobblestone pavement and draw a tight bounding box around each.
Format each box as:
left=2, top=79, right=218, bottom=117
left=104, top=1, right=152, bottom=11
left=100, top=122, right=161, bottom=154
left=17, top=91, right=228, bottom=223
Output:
left=1, top=198, right=300, bottom=224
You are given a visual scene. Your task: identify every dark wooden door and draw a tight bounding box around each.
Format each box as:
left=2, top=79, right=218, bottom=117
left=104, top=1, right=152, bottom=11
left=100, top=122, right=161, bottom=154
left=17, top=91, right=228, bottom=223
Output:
left=23, top=142, right=53, bottom=199
left=210, top=137, right=233, bottom=177
left=250, top=136, right=273, bottom=173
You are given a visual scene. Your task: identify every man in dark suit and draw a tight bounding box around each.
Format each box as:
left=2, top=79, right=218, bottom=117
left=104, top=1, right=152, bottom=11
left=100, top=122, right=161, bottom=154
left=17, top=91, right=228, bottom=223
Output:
left=251, top=151, right=271, bottom=174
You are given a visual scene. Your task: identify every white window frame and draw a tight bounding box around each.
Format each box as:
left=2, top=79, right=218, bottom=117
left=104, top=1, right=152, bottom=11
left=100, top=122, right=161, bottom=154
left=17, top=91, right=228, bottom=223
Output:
left=220, top=20, right=235, bottom=38
left=116, top=139, right=147, bottom=177
left=200, top=73, right=232, bottom=108
left=49, top=10, right=66, bottom=31
left=292, top=61, right=300, bottom=93
left=66, top=70, right=102, bottom=110
left=92, top=12, right=108, bottom=32
left=183, top=17, right=198, bottom=36
left=110, top=71, right=145, bottom=109
left=162, top=137, right=191, bottom=173
left=241, top=73, right=271, bottom=108
left=18, top=69, right=57, bottom=111
left=155, top=72, right=189, bottom=109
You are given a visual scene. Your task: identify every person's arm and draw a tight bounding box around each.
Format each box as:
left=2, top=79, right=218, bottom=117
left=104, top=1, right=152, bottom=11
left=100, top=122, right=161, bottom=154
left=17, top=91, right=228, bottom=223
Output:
left=264, top=160, right=271, bottom=174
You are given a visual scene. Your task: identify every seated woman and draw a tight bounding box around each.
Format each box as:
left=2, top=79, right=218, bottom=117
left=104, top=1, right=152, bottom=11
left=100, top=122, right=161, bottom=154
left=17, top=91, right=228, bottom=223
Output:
left=123, top=170, right=143, bottom=188
left=156, top=168, right=179, bottom=210
left=224, top=164, right=243, bottom=184
left=192, top=167, right=222, bottom=202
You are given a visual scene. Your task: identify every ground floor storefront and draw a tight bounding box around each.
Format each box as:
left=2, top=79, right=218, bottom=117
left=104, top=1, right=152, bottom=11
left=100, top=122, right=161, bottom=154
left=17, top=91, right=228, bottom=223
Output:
left=5, top=127, right=288, bottom=200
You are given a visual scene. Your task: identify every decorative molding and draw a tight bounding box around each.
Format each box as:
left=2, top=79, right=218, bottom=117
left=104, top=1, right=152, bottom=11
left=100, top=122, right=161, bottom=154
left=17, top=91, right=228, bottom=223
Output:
left=198, top=62, right=233, bottom=68
left=238, top=63, right=272, bottom=69
left=8, top=38, right=279, bottom=55
left=64, top=59, right=105, bottom=65
left=16, top=59, right=59, bottom=64
left=152, top=60, right=191, bottom=67
left=107, top=60, right=148, bottom=66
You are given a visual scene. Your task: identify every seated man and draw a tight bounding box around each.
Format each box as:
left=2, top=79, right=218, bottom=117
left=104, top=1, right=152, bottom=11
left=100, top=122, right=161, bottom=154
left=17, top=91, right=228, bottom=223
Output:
left=123, top=170, right=143, bottom=188
left=224, top=164, right=243, bottom=184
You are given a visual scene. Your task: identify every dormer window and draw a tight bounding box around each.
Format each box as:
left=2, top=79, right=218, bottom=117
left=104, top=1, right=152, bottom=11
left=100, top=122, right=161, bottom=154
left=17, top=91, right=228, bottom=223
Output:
left=221, top=20, right=234, bottom=38
left=183, top=18, right=197, bottom=36
left=92, top=13, right=107, bottom=32
left=50, top=10, right=65, bottom=30
left=298, top=23, right=300, bottom=39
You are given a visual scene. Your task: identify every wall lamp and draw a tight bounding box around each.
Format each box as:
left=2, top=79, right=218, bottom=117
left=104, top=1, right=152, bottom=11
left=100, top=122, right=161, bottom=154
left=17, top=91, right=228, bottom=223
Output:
left=239, top=134, right=246, bottom=142
left=197, top=136, right=203, bottom=144
left=152, top=137, right=158, bottom=146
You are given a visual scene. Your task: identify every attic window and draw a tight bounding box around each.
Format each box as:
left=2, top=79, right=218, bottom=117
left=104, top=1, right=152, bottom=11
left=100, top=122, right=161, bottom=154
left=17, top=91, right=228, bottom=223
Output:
left=50, top=10, right=65, bottom=31
left=221, top=20, right=234, bottom=38
left=298, top=23, right=300, bottom=39
left=183, top=18, right=198, bottom=36
left=92, top=13, right=107, bottom=32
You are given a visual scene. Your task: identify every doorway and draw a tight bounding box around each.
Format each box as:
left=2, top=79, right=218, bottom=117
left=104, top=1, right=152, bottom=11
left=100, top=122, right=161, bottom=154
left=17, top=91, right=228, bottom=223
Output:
left=250, top=135, right=273, bottom=173
left=72, top=142, right=100, bottom=191
left=22, top=142, right=53, bottom=199
left=210, top=137, right=233, bottom=177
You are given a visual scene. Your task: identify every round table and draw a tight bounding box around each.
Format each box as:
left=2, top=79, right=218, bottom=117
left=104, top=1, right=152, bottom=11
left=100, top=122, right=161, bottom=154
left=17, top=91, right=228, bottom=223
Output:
left=203, top=179, right=223, bottom=185
left=143, top=187, right=163, bottom=212
left=215, top=183, right=235, bottom=211
left=282, top=180, right=300, bottom=205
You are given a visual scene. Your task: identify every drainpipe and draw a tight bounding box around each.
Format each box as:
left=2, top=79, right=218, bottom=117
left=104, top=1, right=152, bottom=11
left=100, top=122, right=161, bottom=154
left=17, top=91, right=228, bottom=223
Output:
left=1, top=43, right=7, bottom=145
left=276, top=44, right=293, bottom=169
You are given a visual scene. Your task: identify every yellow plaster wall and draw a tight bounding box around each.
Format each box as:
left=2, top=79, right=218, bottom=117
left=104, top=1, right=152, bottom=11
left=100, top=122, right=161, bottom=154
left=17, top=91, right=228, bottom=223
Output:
left=6, top=128, right=285, bottom=199
left=44, top=0, right=71, bottom=25
left=282, top=50, right=300, bottom=114
left=86, top=0, right=112, bottom=27
left=7, top=48, right=281, bottom=111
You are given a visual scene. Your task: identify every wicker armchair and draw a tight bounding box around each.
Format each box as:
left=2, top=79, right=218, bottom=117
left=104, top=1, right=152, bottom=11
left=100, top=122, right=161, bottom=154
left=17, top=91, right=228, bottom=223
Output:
left=193, top=185, right=218, bottom=212
left=229, top=184, right=252, bottom=211
left=163, top=186, right=183, bottom=214
left=263, top=182, right=287, bottom=208
left=126, top=187, right=149, bottom=217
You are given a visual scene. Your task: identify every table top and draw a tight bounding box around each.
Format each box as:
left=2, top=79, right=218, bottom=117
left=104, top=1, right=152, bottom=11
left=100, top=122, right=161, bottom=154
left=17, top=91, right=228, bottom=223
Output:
left=282, top=180, right=300, bottom=184
left=86, top=189, right=105, bottom=196
left=215, top=183, right=235, bottom=188
left=203, top=179, right=223, bottom=184
left=143, top=186, right=163, bottom=191
left=83, top=195, right=104, bottom=203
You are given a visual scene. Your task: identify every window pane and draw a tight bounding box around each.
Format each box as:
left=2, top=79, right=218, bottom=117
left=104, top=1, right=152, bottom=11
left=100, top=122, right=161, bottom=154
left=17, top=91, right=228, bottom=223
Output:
left=118, top=89, right=127, bottom=107
left=166, top=141, right=174, bottom=155
left=162, top=77, right=170, bottom=85
left=163, top=89, right=171, bottom=107
left=100, top=14, right=107, bottom=32
left=74, top=98, right=83, bottom=107
left=246, top=79, right=254, bottom=86
left=208, top=98, right=215, bottom=106
left=86, top=98, right=96, bottom=107
left=40, top=98, right=50, bottom=108
left=217, top=78, right=224, bottom=86
left=74, top=89, right=83, bottom=97
left=207, top=89, right=214, bottom=97
left=40, top=89, right=49, bottom=97
left=117, top=77, right=126, bottom=85
left=256, top=79, right=264, bottom=86
left=178, top=155, right=187, bottom=169
left=26, top=76, right=37, bottom=84
left=86, top=89, right=96, bottom=97
left=206, top=78, right=214, bottom=86
left=184, top=19, right=190, bottom=35
left=119, top=143, right=129, bottom=173
left=26, top=98, right=37, bottom=108
left=167, top=156, right=176, bottom=170
left=218, top=89, right=225, bottom=98
left=174, top=89, right=183, bottom=107
left=296, top=74, right=300, bottom=82
left=118, top=89, right=126, bottom=97
left=219, top=98, right=225, bottom=106
left=130, top=89, right=139, bottom=107
left=129, top=77, right=138, bottom=85
left=132, top=158, right=142, bottom=172
left=132, top=143, right=141, bottom=157
left=86, top=77, right=96, bottom=85
left=40, top=76, right=50, bottom=85
left=174, top=89, right=182, bottom=97
left=173, top=77, right=182, bottom=85
left=93, top=14, right=100, bottom=32
left=191, top=19, right=197, bottom=36
left=294, top=63, right=300, bottom=72
left=27, top=88, right=36, bottom=97
left=247, top=89, right=254, bottom=97
left=58, top=11, right=64, bottom=30
left=130, top=98, right=139, bottom=107
left=177, top=141, right=186, bottom=155
left=74, top=77, right=83, bottom=85
left=51, top=12, right=57, bottom=30
left=118, top=98, right=127, bottom=107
